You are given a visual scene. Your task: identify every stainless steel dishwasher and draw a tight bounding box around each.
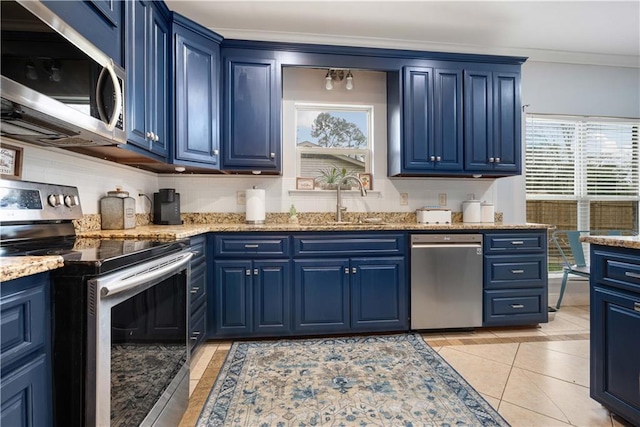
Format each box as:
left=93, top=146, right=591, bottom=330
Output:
left=410, top=234, right=483, bottom=329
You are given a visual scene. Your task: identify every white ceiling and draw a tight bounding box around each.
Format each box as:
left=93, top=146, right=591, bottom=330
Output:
left=165, top=1, right=640, bottom=67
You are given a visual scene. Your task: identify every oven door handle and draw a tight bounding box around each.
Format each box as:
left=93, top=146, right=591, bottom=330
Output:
left=99, top=251, right=194, bottom=298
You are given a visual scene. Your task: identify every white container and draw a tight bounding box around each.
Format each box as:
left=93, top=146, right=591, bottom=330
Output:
left=481, top=201, right=495, bottom=223
left=417, top=208, right=451, bottom=224
left=462, top=199, right=481, bottom=223
left=245, top=188, right=266, bottom=224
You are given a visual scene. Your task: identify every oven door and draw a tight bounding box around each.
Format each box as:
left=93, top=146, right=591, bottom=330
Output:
left=88, top=250, right=193, bottom=427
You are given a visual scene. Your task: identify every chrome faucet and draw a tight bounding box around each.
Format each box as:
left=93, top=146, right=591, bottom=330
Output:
left=336, top=175, right=367, bottom=222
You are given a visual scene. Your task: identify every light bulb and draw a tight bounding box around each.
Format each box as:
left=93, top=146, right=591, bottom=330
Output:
left=325, top=74, right=333, bottom=91
left=345, top=71, right=353, bottom=90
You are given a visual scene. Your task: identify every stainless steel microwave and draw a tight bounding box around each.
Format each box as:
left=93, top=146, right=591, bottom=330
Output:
left=0, top=0, right=126, bottom=147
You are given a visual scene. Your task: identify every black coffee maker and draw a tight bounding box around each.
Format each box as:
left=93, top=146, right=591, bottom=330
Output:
left=153, top=188, right=182, bottom=225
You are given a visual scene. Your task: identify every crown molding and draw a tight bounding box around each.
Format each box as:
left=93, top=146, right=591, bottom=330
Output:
left=213, top=28, right=640, bottom=69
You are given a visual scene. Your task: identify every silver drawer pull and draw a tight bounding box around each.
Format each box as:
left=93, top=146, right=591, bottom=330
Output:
left=352, top=267, right=357, bottom=274
left=190, top=336, right=198, bottom=341
left=634, top=302, right=640, bottom=312
left=254, top=268, right=259, bottom=275
left=191, top=331, right=200, bottom=336
left=510, top=241, right=524, bottom=245
left=625, top=271, right=640, bottom=279
left=190, top=287, right=200, bottom=294
left=246, top=269, right=251, bottom=276
left=511, top=304, right=525, bottom=309
left=244, top=244, right=259, bottom=248
left=344, top=268, right=349, bottom=274
left=511, top=269, right=525, bottom=274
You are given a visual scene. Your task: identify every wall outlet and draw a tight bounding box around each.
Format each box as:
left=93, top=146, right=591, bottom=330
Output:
left=236, top=191, right=246, bottom=205
left=438, top=193, right=447, bottom=206
left=399, top=193, right=409, bottom=206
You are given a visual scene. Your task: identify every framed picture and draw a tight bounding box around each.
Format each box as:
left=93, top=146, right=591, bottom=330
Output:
left=296, top=177, right=315, bottom=190
left=358, top=173, right=372, bottom=190
left=0, top=143, right=23, bottom=180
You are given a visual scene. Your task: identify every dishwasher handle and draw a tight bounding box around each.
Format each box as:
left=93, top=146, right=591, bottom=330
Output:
left=411, top=243, right=482, bottom=249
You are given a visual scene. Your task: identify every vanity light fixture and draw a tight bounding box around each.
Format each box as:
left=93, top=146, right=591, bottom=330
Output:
left=324, top=69, right=353, bottom=91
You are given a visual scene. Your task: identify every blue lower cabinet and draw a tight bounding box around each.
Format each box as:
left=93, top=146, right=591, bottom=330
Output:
left=1, top=273, right=51, bottom=427
left=214, top=259, right=291, bottom=337
left=293, top=259, right=350, bottom=333
left=351, top=257, right=407, bottom=331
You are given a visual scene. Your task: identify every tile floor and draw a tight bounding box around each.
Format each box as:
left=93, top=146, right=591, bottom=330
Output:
left=180, top=306, right=632, bottom=427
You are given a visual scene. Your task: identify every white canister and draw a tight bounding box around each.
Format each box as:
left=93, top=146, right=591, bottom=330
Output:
left=481, top=201, right=495, bottom=223
left=462, top=199, right=481, bottom=223
left=245, top=187, right=266, bottom=224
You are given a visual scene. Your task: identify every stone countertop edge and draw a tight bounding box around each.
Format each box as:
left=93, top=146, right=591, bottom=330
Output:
left=75, top=222, right=552, bottom=239
left=581, top=235, right=640, bottom=250
left=1, top=222, right=551, bottom=282
left=1, top=256, right=64, bottom=283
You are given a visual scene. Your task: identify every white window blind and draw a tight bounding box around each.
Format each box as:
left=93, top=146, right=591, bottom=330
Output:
left=526, top=115, right=640, bottom=200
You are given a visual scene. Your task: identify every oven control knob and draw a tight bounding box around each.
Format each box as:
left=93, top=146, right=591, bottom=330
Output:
left=48, top=194, right=63, bottom=207
left=64, top=195, right=79, bottom=208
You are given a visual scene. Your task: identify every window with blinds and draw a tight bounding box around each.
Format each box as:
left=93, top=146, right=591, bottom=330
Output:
left=525, top=115, right=639, bottom=200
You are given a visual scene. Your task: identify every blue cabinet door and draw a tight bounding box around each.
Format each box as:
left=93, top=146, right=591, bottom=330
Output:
left=173, top=21, right=221, bottom=167
left=253, top=260, right=291, bottom=334
left=125, top=1, right=168, bottom=159
left=0, top=354, right=50, bottom=427
left=42, top=1, right=122, bottom=65
left=403, top=67, right=434, bottom=171
left=402, top=66, right=463, bottom=173
left=293, top=259, right=349, bottom=333
left=591, top=286, right=640, bottom=425
left=350, top=257, right=407, bottom=331
left=222, top=56, right=280, bottom=171
left=464, top=70, right=520, bottom=174
left=214, top=260, right=252, bottom=336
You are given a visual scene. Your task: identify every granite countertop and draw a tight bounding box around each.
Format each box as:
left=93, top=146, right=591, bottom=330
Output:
left=75, top=221, right=550, bottom=240
left=581, top=235, right=640, bottom=250
left=1, top=256, right=64, bottom=282
left=1, top=221, right=551, bottom=283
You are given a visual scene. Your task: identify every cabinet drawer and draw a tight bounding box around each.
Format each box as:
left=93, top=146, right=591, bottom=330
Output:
left=214, top=235, right=290, bottom=257
left=484, top=233, right=545, bottom=253
left=0, top=353, right=50, bottom=427
left=484, top=254, right=546, bottom=289
left=190, top=263, right=207, bottom=313
left=592, top=247, right=640, bottom=294
left=1, top=285, right=46, bottom=368
left=293, top=234, right=405, bottom=256
left=483, top=289, right=547, bottom=326
left=189, top=235, right=207, bottom=268
left=190, top=304, right=206, bottom=351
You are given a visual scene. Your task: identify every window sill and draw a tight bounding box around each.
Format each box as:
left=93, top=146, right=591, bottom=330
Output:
left=289, top=189, right=381, bottom=198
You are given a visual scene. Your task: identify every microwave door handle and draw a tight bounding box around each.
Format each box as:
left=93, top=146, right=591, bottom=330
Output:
left=96, top=59, right=122, bottom=131
left=96, top=67, right=109, bottom=123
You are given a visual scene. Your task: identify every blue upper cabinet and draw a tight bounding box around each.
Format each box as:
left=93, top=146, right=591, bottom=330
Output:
left=125, top=0, right=169, bottom=160
left=42, top=0, right=123, bottom=66
left=172, top=14, right=222, bottom=168
left=222, top=51, right=281, bottom=172
left=464, top=70, right=521, bottom=174
left=402, top=66, right=463, bottom=173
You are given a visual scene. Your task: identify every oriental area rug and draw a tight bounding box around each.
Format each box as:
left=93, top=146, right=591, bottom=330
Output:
left=196, top=334, right=509, bottom=426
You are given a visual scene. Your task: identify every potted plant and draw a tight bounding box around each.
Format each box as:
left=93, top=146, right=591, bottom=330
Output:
left=316, top=166, right=353, bottom=190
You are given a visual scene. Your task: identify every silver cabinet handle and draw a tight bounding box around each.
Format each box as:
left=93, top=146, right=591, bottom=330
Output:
left=511, top=269, right=525, bottom=274
left=488, top=157, right=495, bottom=163
left=511, top=304, right=524, bottom=309
left=154, top=133, right=159, bottom=141
left=634, top=302, right=640, bottom=312
left=625, top=271, right=640, bottom=279
left=253, top=268, right=258, bottom=275
left=270, top=152, right=276, bottom=158
left=244, top=244, right=259, bottom=248
left=344, top=268, right=349, bottom=274
left=436, top=156, right=441, bottom=161
left=245, top=269, right=251, bottom=276
left=352, top=267, right=357, bottom=274
left=430, top=156, right=435, bottom=161
left=192, top=251, right=201, bottom=257
left=495, top=157, right=500, bottom=163
left=190, top=287, right=200, bottom=294
left=190, top=336, right=198, bottom=341
left=146, top=131, right=153, bottom=139
left=213, top=149, right=219, bottom=155
left=511, top=241, right=524, bottom=245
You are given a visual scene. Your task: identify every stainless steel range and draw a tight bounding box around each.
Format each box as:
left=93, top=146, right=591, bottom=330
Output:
left=0, top=179, right=193, bottom=426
